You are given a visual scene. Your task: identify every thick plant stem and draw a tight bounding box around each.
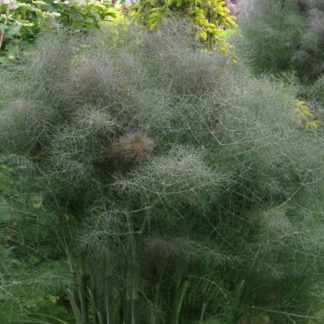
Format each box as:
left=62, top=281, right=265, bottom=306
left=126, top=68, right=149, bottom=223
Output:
left=94, top=254, right=114, bottom=324
left=125, top=212, right=139, bottom=324
left=150, top=282, right=161, bottom=324
left=0, top=7, right=9, bottom=51
left=67, top=288, right=84, bottom=324
left=172, top=277, right=189, bottom=324
left=0, top=29, right=5, bottom=51
left=104, top=277, right=114, bottom=324
left=78, top=254, right=88, bottom=324
left=199, top=302, right=207, bottom=324
left=232, top=279, right=246, bottom=323
left=125, top=265, right=139, bottom=324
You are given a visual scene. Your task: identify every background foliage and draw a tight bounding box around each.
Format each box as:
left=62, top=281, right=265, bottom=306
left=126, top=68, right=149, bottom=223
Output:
left=134, top=0, right=236, bottom=51
left=0, top=0, right=115, bottom=61
left=237, top=0, right=324, bottom=80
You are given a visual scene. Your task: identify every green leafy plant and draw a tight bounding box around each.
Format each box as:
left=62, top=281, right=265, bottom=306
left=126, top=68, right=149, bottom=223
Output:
left=0, top=0, right=116, bottom=59
left=0, top=155, right=74, bottom=322
left=133, top=0, right=237, bottom=52
left=51, top=0, right=116, bottom=31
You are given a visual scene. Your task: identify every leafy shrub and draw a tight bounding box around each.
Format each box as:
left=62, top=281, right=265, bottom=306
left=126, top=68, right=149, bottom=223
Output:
left=0, top=0, right=116, bottom=59
left=1, top=21, right=324, bottom=323
left=134, top=0, right=237, bottom=51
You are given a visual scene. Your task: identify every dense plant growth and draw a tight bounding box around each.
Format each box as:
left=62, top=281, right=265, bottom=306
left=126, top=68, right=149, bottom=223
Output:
left=238, top=0, right=324, bottom=81
left=134, top=0, right=236, bottom=51
left=0, top=0, right=238, bottom=63
left=0, top=0, right=115, bottom=60
left=1, top=19, right=324, bottom=323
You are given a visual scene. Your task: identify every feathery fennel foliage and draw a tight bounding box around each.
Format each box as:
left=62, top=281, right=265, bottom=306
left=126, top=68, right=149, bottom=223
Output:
left=0, top=20, right=324, bottom=323
left=238, top=0, right=324, bottom=81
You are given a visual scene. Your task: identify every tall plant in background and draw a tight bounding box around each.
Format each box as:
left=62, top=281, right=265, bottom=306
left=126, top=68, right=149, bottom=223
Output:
left=238, top=0, right=324, bottom=81
left=134, top=0, right=236, bottom=51
left=0, top=0, right=116, bottom=58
